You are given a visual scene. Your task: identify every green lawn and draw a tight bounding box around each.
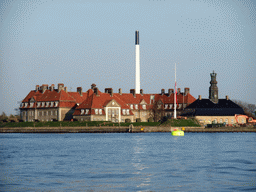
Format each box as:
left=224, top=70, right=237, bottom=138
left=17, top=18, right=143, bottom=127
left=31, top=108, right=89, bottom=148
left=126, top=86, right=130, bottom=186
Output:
left=161, top=118, right=201, bottom=127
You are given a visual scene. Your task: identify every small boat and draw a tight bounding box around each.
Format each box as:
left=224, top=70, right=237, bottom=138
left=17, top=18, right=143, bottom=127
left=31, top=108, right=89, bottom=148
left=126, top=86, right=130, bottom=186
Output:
left=171, top=129, right=184, bottom=136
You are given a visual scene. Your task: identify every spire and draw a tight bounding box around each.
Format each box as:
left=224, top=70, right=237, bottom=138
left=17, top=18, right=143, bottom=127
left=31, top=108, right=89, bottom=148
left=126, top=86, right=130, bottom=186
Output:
left=209, top=70, right=218, bottom=103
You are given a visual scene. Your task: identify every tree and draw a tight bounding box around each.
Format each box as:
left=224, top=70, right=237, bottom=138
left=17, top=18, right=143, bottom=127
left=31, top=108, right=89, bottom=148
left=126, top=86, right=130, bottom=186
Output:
left=149, top=100, right=165, bottom=122
left=0, top=112, right=8, bottom=121
left=233, top=100, right=256, bottom=117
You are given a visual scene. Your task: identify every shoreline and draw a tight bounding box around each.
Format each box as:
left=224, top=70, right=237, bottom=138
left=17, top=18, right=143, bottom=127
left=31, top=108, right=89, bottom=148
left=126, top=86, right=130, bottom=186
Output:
left=0, top=126, right=255, bottom=133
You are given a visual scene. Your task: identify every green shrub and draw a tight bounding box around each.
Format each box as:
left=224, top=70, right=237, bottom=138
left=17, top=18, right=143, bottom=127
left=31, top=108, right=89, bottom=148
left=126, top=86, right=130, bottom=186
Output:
left=136, top=118, right=141, bottom=122
left=125, top=119, right=131, bottom=123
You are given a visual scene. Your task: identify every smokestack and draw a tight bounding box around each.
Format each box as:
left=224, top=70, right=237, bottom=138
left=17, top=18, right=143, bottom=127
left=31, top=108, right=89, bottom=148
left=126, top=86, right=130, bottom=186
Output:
left=161, top=89, right=165, bottom=95
left=199, top=95, right=202, bottom=100
left=105, top=88, right=113, bottom=97
left=50, top=84, right=55, bottom=91
left=94, top=87, right=99, bottom=96
left=184, top=88, right=190, bottom=96
left=177, top=88, right=181, bottom=95
left=64, top=87, right=67, bottom=93
left=42, top=84, right=48, bottom=93
left=130, top=89, right=136, bottom=97
left=226, top=95, right=229, bottom=100
left=135, top=30, right=140, bottom=94
left=140, top=89, right=143, bottom=95
left=119, top=88, right=122, bottom=95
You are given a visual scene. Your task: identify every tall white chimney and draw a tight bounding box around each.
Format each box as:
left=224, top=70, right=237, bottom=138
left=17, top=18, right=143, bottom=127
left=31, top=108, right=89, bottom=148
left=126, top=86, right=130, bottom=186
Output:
left=135, top=30, right=140, bottom=94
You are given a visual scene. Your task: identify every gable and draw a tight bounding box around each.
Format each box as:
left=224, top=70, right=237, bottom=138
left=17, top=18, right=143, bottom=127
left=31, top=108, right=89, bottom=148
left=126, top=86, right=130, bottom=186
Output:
left=139, top=99, right=147, bottom=105
left=105, top=99, right=121, bottom=108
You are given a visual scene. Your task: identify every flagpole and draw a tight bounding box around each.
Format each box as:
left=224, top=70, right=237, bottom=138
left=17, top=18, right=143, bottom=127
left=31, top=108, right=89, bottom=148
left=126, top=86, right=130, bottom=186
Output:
left=174, top=63, right=177, bottom=119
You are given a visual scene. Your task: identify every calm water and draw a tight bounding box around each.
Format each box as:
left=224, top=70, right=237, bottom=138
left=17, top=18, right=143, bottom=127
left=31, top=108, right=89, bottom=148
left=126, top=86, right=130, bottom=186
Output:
left=0, top=133, right=255, bottom=192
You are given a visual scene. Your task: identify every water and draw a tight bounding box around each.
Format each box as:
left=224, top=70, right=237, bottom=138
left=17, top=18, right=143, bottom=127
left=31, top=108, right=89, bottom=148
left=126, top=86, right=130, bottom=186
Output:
left=0, top=133, right=255, bottom=191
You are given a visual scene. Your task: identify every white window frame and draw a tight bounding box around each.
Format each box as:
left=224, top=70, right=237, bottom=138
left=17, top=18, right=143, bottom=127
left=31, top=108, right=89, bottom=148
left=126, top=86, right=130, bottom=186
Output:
left=81, top=109, right=84, bottom=115
left=46, top=102, right=49, bottom=107
left=42, top=102, right=45, bottom=107
left=169, top=104, right=173, bottom=109
left=25, top=103, right=28, bottom=108
left=164, top=104, right=168, bottom=109
left=123, top=109, right=126, bottom=115
left=85, top=109, right=89, bottom=114
left=135, top=104, right=138, bottom=109
left=50, top=102, right=54, bottom=107
left=95, top=109, right=98, bottom=115
left=130, top=104, right=133, bottom=109
left=30, top=103, right=34, bottom=108
left=99, top=109, right=102, bottom=115
left=55, top=102, right=58, bottom=107
left=37, top=102, right=41, bottom=107
left=225, top=119, right=228, bottom=124
left=126, top=109, right=129, bottom=115
left=142, top=105, right=146, bottom=110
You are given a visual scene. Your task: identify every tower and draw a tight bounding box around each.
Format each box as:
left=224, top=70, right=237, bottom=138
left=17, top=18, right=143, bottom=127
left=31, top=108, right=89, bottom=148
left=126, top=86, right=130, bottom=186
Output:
left=135, top=30, right=140, bottom=94
left=209, top=70, right=218, bottom=103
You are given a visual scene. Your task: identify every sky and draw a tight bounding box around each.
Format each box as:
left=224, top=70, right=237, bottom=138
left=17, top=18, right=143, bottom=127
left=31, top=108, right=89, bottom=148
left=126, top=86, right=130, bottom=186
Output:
left=0, top=0, right=255, bottom=116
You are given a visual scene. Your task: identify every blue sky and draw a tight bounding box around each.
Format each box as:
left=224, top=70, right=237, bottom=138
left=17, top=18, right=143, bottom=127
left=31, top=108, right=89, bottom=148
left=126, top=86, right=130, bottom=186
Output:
left=0, top=0, right=255, bottom=115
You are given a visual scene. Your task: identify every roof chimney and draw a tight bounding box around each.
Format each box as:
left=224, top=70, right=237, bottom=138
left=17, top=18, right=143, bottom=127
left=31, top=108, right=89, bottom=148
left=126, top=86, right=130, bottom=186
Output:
left=140, top=89, right=143, bottom=96
left=50, top=84, right=55, bottom=91
left=91, top=84, right=96, bottom=90
left=64, top=87, right=67, bottom=93
left=105, top=88, right=113, bottom=97
left=77, top=87, right=82, bottom=96
left=35, top=85, right=39, bottom=92
left=42, top=84, right=48, bottom=93
left=184, top=88, right=190, bottom=96
left=199, top=95, right=202, bottom=100
left=94, top=87, right=99, bottom=96
left=226, top=95, right=229, bottom=100
left=168, top=89, right=174, bottom=97
left=58, top=83, right=64, bottom=93
left=130, top=89, right=136, bottom=97
left=161, top=89, right=165, bottom=95
left=177, top=88, right=181, bottom=95
left=119, top=88, right=122, bottom=95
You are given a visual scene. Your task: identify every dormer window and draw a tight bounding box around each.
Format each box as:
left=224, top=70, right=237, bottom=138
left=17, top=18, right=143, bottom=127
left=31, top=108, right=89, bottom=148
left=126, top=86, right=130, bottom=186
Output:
left=50, top=102, right=54, bottom=107
left=20, top=103, right=24, bottom=107
left=55, top=102, right=58, bottom=107
left=99, top=109, right=102, bottom=115
left=46, top=102, right=49, bottom=107
left=85, top=109, right=89, bottom=114
left=42, top=102, right=45, bottom=107
left=135, top=104, right=138, bottom=109
left=142, top=105, right=146, bottom=110
left=123, top=109, right=126, bottom=115
left=165, top=104, right=168, bottom=109
left=126, top=109, right=129, bottom=114
left=157, top=105, right=161, bottom=109
left=95, top=109, right=98, bottom=115
left=37, top=102, right=41, bottom=107
left=178, top=104, right=182, bottom=109
left=81, top=109, right=84, bottom=115
left=169, top=104, right=173, bottom=109
left=30, top=102, right=34, bottom=108
left=25, top=103, right=28, bottom=108
left=130, top=104, right=133, bottom=109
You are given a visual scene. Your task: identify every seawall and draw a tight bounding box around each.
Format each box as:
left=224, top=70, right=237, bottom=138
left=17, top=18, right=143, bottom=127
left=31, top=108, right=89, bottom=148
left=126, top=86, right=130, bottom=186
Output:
left=0, top=126, right=255, bottom=133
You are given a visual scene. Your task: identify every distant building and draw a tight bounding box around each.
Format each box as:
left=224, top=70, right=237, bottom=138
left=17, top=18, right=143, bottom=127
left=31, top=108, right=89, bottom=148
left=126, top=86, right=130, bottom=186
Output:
left=20, top=83, right=196, bottom=122
left=182, top=71, right=246, bottom=125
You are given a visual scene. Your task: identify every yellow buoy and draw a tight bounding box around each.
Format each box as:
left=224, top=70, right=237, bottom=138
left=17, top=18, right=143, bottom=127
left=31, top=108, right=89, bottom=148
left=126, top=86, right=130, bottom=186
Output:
left=171, top=130, right=184, bottom=136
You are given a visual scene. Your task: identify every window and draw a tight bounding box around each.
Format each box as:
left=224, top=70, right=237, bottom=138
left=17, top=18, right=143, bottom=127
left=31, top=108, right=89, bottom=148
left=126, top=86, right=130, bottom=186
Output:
left=225, top=119, right=228, bottom=124
left=178, top=104, right=182, bottom=109
left=46, top=102, right=49, bottom=107
left=55, top=102, right=58, bottom=107
left=130, top=105, right=133, bottom=109
left=51, top=111, right=53, bottom=116
left=38, top=111, right=40, bottom=116
left=165, top=104, right=168, bottom=109
left=241, top=118, right=244, bottom=124
left=220, top=119, right=223, bottom=123
left=37, top=102, right=41, bottom=107
left=99, top=109, right=102, bottom=115
left=44, top=111, right=47, bottom=116
left=142, top=105, right=146, bottom=110
left=50, top=102, right=54, bottom=107
left=25, top=103, right=28, bottom=107
left=123, top=109, right=126, bottom=115
left=31, top=111, right=34, bottom=116
left=126, top=109, right=129, bottom=115
left=42, top=102, right=45, bottom=107
left=95, top=109, right=98, bottom=115
left=55, top=111, right=57, bottom=116
left=157, top=105, right=161, bottom=109
left=116, top=109, right=118, bottom=115
left=231, top=119, right=234, bottom=124
left=23, top=111, right=26, bottom=117
left=169, top=104, right=173, bottom=109
left=85, top=109, right=89, bottom=114
left=135, top=104, right=138, bottom=109
left=81, top=109, right=84, bottom=115
left=21, top=103, right=24, bottom=107
left=30, top=102, right=34, bottom=108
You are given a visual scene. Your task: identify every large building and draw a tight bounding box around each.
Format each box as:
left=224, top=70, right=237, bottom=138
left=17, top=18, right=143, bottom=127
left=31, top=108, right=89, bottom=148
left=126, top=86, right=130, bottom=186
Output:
left=20, top=84, right=196, bottom=122
left=181, top=71, right=246, bottom=125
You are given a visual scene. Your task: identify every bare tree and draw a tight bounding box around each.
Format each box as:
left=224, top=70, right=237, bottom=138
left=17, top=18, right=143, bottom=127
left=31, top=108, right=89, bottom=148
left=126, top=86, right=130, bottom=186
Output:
left=149, top=100, right=165, bottom=122
left=233, top=100, right=256, bottom=117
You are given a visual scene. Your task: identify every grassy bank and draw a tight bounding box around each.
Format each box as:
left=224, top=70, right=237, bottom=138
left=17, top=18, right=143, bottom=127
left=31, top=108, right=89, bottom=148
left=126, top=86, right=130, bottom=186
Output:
left=161, top=119, right=201, bottom=127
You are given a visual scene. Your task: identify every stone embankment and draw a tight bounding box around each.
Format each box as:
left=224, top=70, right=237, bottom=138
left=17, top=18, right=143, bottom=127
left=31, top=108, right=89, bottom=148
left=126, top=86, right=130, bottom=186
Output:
left=0, top=126, right=255, bottom=133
